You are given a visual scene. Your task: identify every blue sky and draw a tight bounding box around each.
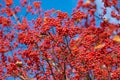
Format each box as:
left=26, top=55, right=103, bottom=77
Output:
left=41, top=0, right=77, bottom=14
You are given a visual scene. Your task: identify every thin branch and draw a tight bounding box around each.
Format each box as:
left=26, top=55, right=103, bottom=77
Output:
left=46, top=58, right=56, bottom=80
left=13, top=13, right=21, bottom=24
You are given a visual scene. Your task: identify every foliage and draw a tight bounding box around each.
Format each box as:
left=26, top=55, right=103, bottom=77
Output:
left=0, top=0, right=120, bottom=80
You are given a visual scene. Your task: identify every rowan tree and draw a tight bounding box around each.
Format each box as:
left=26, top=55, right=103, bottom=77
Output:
left=0, top=0, right=120, bottom=80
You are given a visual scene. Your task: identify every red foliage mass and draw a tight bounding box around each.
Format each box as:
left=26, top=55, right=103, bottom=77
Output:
left=0, top=0, right=120, bottom=80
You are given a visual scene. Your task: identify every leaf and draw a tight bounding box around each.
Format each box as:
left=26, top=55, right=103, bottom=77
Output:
left=30, top=78, right=36, bottom=80
left=38, top=34, right=46, bottom=38
left=72, top=45, right=77, bottom=49
left=33, top=1, right=40, bottom=8
left=94, top=43, right=105, bottom=49
left=16, top=61, right=23, bottom=67
left=113, top=35, right=120, bottom=42
left=43, top=17, right=47, bottom=22
left=76, top=18, right=81, bottom=22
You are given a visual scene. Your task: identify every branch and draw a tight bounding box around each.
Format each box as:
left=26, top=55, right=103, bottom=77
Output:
left=18, top=75, right=26, bottom=80
left=46, top=58, right=56, bottom=80
left=13, top=13, right=21, bottom=24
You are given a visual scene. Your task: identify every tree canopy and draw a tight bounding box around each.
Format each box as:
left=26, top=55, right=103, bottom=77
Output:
left=0, top=0, right=120, bottom=80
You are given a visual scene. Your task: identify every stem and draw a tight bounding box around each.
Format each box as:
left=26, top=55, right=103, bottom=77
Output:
left=18, top=75, right=26, bottom=80
left=46, top=58, right=56, bottom=80
left=63, top=63, right=66, bottom=80
left=13, top=13, right=20, bottom=24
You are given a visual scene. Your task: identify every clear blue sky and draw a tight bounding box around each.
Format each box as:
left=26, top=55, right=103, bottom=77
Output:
left=41, top=0, right=77, bottom=14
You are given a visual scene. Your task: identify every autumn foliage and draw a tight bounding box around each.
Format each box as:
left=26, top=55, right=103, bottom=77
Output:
left=0, top=0, right=120, bottom=80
